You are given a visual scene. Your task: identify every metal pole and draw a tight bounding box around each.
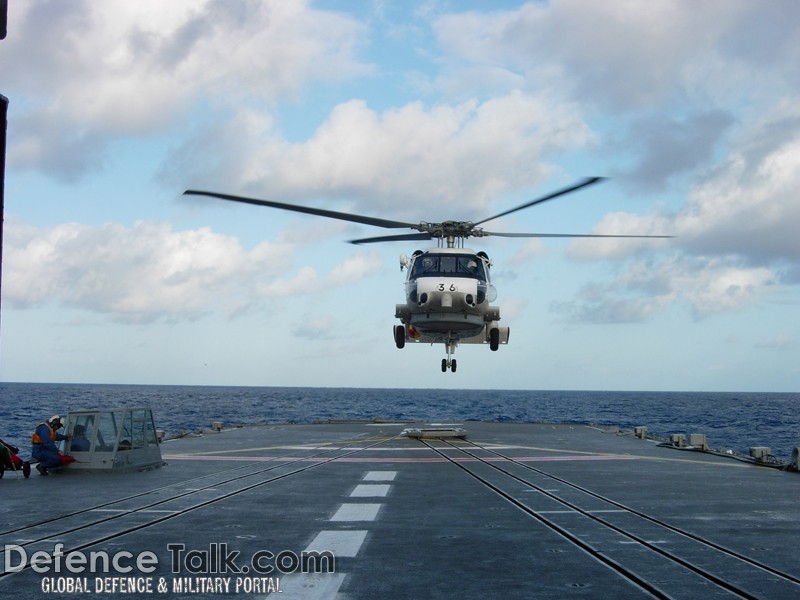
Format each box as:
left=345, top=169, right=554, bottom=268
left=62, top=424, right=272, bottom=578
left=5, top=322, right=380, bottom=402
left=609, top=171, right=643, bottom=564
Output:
left=1, top=0, right=8, bottom=350
left=0, top=94, right=6, bottom=345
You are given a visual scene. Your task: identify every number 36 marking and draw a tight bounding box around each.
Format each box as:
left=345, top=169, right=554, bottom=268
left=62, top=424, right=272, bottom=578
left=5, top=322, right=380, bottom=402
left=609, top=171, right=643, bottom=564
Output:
left=437, top=283, right=457, bottom=292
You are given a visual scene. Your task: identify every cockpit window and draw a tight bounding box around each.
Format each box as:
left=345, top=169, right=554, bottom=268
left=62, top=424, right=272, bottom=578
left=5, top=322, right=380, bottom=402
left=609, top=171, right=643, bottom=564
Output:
left=411, top=254, right=486, bottom=280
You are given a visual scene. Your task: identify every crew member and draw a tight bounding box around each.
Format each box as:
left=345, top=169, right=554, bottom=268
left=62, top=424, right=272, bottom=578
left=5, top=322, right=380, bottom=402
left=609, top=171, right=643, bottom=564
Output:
left=31, top=416, right=68, bottom=476
left=70, top=424, right=91, bottom=451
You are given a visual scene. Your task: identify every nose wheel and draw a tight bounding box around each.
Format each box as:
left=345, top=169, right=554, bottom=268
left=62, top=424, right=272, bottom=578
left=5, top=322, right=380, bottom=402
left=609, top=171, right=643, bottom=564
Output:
left=441, top=340, right=457, bottom=372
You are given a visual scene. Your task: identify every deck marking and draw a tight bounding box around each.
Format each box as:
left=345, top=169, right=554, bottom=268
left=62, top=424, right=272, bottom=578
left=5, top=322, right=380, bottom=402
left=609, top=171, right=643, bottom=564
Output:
left=362, top=470, right=397, bottom=481
left=278, top=572, right=346, bottom=600
left=277, top=446, right=432, bottom=451
left=330, top=503, right=382, bottom=522
left=350, top=484, right=390, bottom=497
left=163, top=453, right=638, bottom=463
left=304, top=530, right=368, bottom=557
left=164, top=434, right=371, bottom=455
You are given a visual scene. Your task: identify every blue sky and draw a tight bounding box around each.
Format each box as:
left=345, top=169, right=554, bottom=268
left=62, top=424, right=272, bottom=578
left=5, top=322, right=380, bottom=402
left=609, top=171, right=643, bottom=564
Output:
left=1, top=0, right=798, bottom=391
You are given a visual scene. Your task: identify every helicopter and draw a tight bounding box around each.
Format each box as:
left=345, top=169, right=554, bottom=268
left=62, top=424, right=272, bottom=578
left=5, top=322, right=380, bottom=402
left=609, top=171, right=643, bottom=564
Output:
left=185, top=177, right=671, bottom=372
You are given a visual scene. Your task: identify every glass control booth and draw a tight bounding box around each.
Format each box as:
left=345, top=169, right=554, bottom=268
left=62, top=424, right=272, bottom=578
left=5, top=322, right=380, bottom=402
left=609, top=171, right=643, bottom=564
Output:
left=63, top=408, right=164, bottom=471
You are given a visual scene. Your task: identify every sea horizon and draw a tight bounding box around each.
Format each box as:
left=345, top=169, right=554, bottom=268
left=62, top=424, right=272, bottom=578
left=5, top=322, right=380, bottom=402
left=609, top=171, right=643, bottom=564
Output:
left=2, top=379, right=796, bottom=394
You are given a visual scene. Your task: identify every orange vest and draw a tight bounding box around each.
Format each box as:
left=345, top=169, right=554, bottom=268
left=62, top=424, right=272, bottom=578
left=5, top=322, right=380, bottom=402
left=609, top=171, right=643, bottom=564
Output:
left=31, top=422, right=56, bottom=445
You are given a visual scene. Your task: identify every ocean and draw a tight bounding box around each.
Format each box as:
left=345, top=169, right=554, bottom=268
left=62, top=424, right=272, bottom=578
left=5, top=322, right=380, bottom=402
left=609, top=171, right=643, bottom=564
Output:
left=1, top=383, right=797, bottom=459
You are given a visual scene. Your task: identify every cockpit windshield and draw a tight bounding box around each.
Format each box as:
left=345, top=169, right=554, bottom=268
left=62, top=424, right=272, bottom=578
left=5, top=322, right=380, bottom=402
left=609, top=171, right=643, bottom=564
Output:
left=410, top=254, right=487, bottom=280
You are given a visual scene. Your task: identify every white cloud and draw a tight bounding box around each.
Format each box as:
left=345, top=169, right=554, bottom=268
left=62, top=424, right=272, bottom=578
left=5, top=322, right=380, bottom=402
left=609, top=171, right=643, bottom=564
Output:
left=568, top=101, right=800, bottom=268
left=4, top=219, right=284, bottom=320
left=552, top=281, right=674, bottom=324
left=755, top=335, right=793, bottom=351
left=613, top=110, right=735, bottom=191
left=433, top=1, right=800, bottom=111
left=508, top=239, right=548, bottom=265
left=3, top=0, right=369, bottom=179
left=676, top=108, right=800, bottom=264
left=174, top=93, right=593, bottom=219
left=553, top=255, right=776, bottom=323
left=3, top=219, right=378, bottom=322
left=324, top=253, right=383, bottom=286
left=560, top=100, right=800, bottom=324
left=255, top=266, right=319, bottom=300
left=565, top=212, right=674, bottom=261
left=678, top=259, right=775, bottom=317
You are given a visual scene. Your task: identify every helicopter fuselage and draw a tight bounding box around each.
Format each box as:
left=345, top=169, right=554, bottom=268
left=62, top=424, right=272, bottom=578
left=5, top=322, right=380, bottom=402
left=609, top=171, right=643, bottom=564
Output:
left=394, top=247, right=509, bottom=370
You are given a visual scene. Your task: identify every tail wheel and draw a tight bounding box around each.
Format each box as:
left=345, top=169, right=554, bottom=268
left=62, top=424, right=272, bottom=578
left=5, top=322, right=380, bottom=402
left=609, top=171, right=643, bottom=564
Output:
left=441, top=359, right=447, bottom=372
left=451, top=359, right=457, bottom=372
left=489, top=327, right=500, bottom=351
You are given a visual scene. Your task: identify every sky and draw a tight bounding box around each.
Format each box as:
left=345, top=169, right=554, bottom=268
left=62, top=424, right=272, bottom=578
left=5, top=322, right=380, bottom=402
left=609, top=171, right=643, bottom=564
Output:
left=0, top=0, right=798, bottom=391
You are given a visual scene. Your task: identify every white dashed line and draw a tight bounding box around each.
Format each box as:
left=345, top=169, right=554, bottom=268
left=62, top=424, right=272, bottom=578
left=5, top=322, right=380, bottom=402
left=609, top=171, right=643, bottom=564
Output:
left=330, top=503, right=382, bottom=522
left=283, top=470, right=396, bottom=598
left=362, top=470, right=397, bottom=481
left=304, top=530, right=368, bottom=557
left=350, top=484, right=390, bottom=497
left=277, top=573, right=347, bottom=599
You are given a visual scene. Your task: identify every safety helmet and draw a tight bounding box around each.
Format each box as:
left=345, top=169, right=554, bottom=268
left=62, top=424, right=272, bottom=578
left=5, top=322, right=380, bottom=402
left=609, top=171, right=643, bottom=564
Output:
left=49, top=415, right=62, bottom=426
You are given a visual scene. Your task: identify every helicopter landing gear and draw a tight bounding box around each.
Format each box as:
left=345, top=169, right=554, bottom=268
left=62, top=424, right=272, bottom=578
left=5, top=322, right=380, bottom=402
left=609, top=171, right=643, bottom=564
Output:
left=489, top=327, right=500, bottom=351
left=441, top=340, right=457, bottom=372
left=393, top=325, right=405, bottom=349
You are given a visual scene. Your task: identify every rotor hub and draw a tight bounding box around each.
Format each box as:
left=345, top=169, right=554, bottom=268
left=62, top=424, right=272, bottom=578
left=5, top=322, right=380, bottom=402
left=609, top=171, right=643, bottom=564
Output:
left=417, top=221, right=486, bottom=240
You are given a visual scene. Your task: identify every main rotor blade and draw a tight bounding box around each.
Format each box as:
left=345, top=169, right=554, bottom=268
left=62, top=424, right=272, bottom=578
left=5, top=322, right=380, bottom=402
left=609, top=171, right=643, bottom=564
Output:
left=349, top=232, right=433, bottom=245
left=474, top=177, right=606, bottom=226
left=484, top=231, right=674, bottom=238
left=184, top=190, right=419, bottom=230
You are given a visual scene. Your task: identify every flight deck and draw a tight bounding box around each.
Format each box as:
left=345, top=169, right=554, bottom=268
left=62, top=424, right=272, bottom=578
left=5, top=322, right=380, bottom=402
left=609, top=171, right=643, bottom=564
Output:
left=1, top=421, right=799, bottom=599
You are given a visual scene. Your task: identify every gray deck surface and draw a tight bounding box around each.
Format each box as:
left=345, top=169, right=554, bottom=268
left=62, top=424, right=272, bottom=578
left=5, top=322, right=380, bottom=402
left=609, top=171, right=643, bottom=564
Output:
left=1, top=421, right=799, bottom=599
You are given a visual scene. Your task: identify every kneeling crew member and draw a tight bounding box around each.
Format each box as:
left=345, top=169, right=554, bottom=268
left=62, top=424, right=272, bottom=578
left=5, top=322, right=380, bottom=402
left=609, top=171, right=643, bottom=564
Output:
left=31, top=416, right=67, bottom=476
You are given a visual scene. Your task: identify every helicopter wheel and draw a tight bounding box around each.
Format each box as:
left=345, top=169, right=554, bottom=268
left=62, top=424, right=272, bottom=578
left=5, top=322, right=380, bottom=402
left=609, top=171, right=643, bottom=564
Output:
left=441, top=359, right=447, bottom=372
left=489, top=327, right=500, bottom=351
left=451, top=359, right=457, bottom=373
left=394, top=325, right=405, bottom=349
